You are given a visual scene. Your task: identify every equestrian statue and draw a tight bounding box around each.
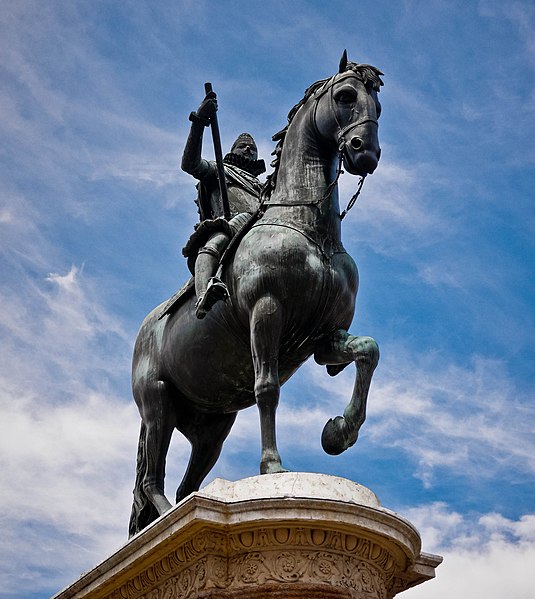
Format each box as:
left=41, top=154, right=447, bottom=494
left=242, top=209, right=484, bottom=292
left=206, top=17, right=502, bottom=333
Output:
left=129, top=51, right=384, bottom=537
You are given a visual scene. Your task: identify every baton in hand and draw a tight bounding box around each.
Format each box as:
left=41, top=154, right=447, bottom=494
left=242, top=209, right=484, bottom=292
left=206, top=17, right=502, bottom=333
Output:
left=204, top=82, right=230, bottom=220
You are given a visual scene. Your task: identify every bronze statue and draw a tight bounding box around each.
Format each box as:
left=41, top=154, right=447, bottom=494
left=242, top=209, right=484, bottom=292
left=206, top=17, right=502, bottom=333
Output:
left=129, top=52, right=383, bottom=537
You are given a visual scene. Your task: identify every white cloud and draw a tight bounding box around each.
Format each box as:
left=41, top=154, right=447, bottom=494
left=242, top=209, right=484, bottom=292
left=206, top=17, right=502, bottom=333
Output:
left=0, top=257, right=141, bottom=595
left=402, top=503, right=535, bottom=599
left=197, top=341, right=535, bottom=496
left=0, top=0, right=194, bottom=228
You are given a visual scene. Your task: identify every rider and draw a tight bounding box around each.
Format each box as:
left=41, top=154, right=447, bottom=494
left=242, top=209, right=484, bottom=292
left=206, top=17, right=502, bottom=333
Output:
left=181, top=91, right=265, bottom=319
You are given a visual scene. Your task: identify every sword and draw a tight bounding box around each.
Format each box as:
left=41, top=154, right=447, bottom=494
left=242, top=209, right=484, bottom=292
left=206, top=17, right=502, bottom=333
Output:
left=204, top=82, right=231, bottom=220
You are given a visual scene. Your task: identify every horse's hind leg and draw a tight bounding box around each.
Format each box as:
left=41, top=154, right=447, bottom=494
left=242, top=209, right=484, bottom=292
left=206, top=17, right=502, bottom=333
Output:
left=175, top=407, right=237, bottom=503
left=250, top=294, right=286, bottom=474
left=134, top=379, right=177, bottom=516
left=314, top=330, right=379, bottom=455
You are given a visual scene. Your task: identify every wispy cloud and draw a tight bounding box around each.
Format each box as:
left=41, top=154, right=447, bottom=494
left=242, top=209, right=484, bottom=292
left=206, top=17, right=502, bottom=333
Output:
left=188, top=340, right=535, bottom=497
left=296, top=349, right=535, bottom=487
left=339, top=156, right=448, bottom=255
left=479, top=1, right=535, bottom=63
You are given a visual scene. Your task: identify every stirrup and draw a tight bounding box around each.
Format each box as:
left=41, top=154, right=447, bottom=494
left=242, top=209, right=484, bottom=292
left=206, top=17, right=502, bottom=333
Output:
left=195, top=277, right=229, bottom=319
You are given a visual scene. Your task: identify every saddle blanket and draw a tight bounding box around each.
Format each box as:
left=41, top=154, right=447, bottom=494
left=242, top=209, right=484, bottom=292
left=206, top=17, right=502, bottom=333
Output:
left=157, top=277, right=195, bottom=320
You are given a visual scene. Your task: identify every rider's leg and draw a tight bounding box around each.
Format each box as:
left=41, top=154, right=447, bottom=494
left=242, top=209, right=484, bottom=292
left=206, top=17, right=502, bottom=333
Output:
left=195, top=231, right=230, bottom=318
left=194, top=213, right=252, bottom=319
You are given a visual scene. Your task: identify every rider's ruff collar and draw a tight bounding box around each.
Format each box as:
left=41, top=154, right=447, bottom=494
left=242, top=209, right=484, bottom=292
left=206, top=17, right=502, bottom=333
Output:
left=223, top=152, right=266, bottom=177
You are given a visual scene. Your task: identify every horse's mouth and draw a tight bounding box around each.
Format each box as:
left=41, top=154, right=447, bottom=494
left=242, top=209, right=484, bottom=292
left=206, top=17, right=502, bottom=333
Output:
left=343, top=149, right=380, bottom=176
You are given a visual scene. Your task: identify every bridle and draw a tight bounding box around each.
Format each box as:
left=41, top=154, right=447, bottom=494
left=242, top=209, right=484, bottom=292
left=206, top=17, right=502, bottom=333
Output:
left=312, top=71, right=378, bottom=219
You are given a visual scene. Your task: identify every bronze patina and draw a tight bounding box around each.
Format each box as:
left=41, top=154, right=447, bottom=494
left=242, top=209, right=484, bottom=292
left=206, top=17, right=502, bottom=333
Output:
left=129, top=52, right=383, bottom=536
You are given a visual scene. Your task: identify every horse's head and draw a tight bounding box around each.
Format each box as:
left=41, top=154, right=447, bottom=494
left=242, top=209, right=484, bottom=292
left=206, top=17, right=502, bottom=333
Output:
left=312, top=53, right=383, bottom=176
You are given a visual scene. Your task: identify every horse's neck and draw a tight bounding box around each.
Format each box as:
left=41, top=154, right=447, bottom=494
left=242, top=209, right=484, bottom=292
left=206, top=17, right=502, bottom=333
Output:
left=270, top=108, right=342, bottom=242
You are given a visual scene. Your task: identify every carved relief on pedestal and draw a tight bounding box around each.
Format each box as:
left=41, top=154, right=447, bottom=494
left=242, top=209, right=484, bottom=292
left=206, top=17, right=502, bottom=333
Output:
left=105, top=524, right=401, bottom=599
left=103, top=530, right=227, bottom=599
left=227, top=526, right=393, bottom=599
left=230, top=550, right=387, bottom=598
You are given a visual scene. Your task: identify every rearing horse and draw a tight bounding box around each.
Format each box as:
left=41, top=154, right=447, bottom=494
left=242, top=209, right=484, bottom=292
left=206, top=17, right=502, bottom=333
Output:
left=129, top=54, right=383, bottom=537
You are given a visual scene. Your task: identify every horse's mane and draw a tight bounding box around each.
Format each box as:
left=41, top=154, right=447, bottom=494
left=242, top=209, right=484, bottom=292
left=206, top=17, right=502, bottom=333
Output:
left=262, top=61, right=384, bottom=200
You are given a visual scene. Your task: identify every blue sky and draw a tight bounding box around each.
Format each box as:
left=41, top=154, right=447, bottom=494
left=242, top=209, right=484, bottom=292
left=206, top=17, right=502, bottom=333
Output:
left=1, top=1, right=534, bottom=597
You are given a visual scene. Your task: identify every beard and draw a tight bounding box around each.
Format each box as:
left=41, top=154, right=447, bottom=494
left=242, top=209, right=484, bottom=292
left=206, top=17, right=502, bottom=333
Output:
left=223, top=152, right=266, bottom=177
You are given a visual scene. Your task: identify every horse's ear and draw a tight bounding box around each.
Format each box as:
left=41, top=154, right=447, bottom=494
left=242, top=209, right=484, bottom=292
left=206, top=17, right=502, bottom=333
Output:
left=339, top=49, right=348, bottom=73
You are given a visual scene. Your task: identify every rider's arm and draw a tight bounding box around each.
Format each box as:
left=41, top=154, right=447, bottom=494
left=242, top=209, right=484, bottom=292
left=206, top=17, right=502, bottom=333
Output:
left=181, top=93, right=218, bottom=181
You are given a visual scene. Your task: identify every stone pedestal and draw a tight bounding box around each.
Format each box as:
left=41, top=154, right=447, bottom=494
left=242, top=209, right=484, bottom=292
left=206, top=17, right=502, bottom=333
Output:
left=54, top=473, right=442, bottom=599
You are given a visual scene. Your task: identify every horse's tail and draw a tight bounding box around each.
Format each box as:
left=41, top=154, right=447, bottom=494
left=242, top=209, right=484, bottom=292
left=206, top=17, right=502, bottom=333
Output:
left=128, top=421, right=159, bottom=538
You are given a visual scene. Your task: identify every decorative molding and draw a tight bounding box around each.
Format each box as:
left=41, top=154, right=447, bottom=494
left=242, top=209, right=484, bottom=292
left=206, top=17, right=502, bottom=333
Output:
left=103, top=525, right=399, bottom=599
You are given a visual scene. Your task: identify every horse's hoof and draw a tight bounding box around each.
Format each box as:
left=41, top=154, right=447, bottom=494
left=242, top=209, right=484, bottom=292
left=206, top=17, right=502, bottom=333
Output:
left=151, top=495, right=173, bottom=516
left=326, top=362, right=351, bottom=377
left=321, top=416, right=354, bottom=455
left=176, top=486, right=193, bottom=504
left=260, top=461, right=288, bottom=475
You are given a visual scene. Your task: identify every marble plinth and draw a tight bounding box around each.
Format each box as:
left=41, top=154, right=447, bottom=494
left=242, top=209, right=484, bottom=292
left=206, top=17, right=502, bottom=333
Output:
left=54, top=473, right=442, bottom=599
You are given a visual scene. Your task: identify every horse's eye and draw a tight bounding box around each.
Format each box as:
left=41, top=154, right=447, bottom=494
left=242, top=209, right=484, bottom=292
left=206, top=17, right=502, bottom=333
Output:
left=335, top=90, right=356, bottom=104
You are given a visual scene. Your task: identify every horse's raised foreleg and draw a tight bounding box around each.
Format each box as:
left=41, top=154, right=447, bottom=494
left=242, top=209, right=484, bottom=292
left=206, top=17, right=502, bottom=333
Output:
left=175, top=408, right=237, bottom=503
left=314, top=330, right=379, bottom=455
left=250, top=294, right=286, bottom=474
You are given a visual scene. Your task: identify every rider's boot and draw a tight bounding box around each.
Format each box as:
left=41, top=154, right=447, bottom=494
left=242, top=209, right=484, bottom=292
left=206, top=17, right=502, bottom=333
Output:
left=194, top=244, right=230, bottom=319
left=195, top=277, right=229, bottom=319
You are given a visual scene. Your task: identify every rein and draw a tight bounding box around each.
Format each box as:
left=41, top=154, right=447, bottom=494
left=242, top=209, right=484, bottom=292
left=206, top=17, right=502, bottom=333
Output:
left=318, top=149, right=366, bottom=221
left=325, top=73, right=374, bottom=220
left=314, top=73, right=372, bottom=219
left=339, top=175, right=366, bottom=220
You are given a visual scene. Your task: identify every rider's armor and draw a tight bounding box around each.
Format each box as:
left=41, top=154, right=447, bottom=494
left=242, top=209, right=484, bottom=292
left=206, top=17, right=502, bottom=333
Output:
left=182, top=124, right=265, bottom=318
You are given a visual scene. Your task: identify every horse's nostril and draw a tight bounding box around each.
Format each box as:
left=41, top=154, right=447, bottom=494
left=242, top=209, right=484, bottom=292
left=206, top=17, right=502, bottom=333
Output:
left=350, top=137, right=363, bottom=151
